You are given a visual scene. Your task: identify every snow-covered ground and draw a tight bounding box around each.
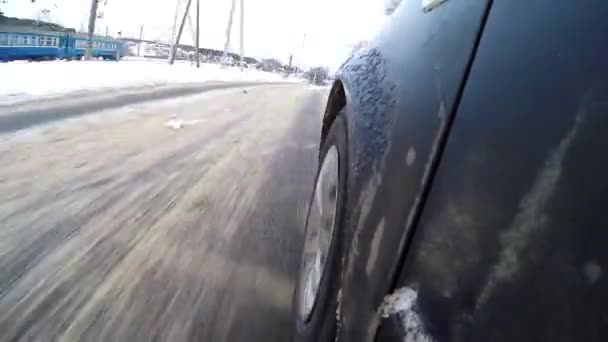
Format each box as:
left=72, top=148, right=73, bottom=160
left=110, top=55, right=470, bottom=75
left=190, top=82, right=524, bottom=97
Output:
left=0, top=58, right=302, bottom=105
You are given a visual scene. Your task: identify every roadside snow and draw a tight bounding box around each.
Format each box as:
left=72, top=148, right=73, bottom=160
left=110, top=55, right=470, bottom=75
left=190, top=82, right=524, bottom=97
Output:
left=0, top=59, right=300, bottom=105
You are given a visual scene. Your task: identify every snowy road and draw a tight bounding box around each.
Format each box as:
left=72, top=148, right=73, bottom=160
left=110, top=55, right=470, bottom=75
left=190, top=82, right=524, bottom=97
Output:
left=0, top=84, right=325, bottom=341
left=0, top=81, right=290, bottom=133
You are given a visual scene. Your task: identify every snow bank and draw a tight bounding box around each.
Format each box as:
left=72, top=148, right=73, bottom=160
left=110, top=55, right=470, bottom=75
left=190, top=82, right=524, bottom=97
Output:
left=0, top=59, right=301, bottom=105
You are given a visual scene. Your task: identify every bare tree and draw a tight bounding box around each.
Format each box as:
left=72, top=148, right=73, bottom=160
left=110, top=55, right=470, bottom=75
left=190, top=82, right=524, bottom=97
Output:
left=384, top=0, right=403, bottom=15
left=305, top=66, right=329, bottom=85
left=0, top=0, right=7, bottom=17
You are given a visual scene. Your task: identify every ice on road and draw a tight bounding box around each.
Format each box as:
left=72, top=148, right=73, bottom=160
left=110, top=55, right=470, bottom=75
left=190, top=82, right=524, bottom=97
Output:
left=0, top=59, right=300, bottom=105
left=0, top=84, right=326, bottom=342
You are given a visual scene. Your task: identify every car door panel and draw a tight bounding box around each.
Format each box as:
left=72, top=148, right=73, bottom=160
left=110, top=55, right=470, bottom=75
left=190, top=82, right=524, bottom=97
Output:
left=333, top=0, right=491, bottom=340
left=380, top=1, right=608, bottom=341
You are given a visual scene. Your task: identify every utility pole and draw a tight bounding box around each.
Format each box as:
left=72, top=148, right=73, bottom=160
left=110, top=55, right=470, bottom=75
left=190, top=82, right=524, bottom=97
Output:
left=137, top=24, right=144, bottom=56
left=169, top=0, right=193, bottom=64
left=195, top=0, right=200, bottom=67
left=289, top=34, right=306, bottom=75
left=169, top=0, right=181, bottom=61
left=222, top=0, right=237, bottom=66
left=239, top=0, right=244, bottom=70
left=85, top=0, right=99, bottom=60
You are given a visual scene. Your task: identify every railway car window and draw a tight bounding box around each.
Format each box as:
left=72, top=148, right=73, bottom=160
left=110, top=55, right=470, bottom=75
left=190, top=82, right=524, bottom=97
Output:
left=9, top=35, right=18, bottom=46
left=0, top=34, right=7, bottom=46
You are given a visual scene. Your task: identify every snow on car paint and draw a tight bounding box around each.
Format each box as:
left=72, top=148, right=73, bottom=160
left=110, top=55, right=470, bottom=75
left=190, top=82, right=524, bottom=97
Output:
left=379, top=286, right=434, bottom=342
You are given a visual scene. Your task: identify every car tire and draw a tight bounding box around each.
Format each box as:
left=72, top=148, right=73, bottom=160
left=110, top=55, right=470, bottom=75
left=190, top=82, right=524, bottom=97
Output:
left=293, top=112, right=349, bottom=342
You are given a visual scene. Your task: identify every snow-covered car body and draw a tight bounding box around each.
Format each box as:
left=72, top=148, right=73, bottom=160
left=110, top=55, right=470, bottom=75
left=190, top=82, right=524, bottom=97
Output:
left=296, top=0, right=608, bottom=341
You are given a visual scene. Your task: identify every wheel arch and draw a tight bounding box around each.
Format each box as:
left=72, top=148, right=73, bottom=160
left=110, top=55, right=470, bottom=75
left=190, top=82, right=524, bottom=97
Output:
left=321, top=79, right=348, bottom=145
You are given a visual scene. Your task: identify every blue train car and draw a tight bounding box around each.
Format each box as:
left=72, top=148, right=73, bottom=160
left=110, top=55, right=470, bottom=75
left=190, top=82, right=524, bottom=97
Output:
left=0, top=31, right=65, bottom=61
left=67, top=34, right=123, bottom=60
left=0, top=30, right=126, bottom=62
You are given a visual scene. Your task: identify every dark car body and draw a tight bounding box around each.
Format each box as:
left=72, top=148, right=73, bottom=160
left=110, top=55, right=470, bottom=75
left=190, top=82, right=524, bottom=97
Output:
left=315, top=0, right=608, bottom=341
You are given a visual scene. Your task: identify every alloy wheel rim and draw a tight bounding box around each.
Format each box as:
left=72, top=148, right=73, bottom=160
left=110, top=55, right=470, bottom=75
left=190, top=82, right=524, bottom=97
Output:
left=298, top=145, right=340, bottom=321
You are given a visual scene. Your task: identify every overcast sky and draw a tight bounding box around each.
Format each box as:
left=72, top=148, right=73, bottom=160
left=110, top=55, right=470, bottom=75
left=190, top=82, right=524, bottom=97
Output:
left=2, top=0, right=386, bottom=69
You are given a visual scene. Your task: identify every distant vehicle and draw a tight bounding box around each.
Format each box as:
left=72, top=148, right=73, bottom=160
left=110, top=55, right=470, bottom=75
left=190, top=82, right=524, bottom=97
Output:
left=294, top=0, right=608, bottom=341
left=143, top=43, right=171, bottom=59
left=0, top=30, right=126, bottom=62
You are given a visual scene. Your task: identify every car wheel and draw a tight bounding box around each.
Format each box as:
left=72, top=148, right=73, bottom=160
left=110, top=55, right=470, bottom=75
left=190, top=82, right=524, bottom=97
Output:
left=294, top=112, right=348, bottom=342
